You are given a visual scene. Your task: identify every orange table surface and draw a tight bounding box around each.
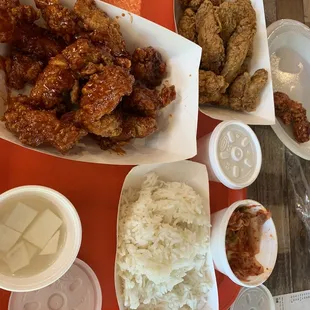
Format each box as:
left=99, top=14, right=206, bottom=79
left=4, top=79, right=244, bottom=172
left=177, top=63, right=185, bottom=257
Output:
left=0, top=0, right=245, bottom=309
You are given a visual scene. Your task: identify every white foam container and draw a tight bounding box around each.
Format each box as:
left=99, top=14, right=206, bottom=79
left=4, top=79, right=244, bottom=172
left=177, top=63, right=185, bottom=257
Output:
left=114, top=160, right=219, bottom=310
left=210, top=199, right=278, bottom=287
left=194, top=121, right=262, bottom=189
left=268, top=19, right=310, bottom=160
left=0, top=186, right=82, bottom=292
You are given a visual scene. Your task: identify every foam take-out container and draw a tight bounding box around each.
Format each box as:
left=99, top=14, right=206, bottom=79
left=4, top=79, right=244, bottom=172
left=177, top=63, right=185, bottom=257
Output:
left=114, top=160, right=219, bottom=310
left=268, top=19, right=310, bottom=160
left=174, top=0, right=275, bottom=125
left=210, top=199, right=278, bottom=287
left=0, top=186, right=82, bottom=292
left=0, top=0, right=202, bottom=165
left=194, top=121, right=262, bottom=189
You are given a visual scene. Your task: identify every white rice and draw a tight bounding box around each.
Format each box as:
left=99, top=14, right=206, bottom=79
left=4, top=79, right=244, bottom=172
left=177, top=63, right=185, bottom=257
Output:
left=117, top=173, right=212, bottom=310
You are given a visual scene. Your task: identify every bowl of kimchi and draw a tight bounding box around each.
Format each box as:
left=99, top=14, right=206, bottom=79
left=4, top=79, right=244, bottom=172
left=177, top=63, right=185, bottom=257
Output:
left=210, top=199, right=278, bottom=287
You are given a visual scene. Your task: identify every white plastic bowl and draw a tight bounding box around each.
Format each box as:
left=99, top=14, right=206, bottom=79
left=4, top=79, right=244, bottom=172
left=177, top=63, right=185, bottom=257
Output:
left=0, top=186, right=82, bottom=292
left=210, top=199, right=278, bottom=287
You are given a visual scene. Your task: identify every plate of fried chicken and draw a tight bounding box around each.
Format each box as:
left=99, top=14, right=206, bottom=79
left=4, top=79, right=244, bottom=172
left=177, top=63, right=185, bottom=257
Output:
left=0, top=0, right=201, bottom=165
left=175, top=0, right=275, bottom=125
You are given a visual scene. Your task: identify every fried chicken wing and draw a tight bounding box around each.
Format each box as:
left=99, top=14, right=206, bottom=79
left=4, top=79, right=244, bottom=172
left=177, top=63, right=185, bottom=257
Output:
left=123, top=84, right=176, bottom=117
left=61, top=38, right=114, bottom=76
left=34, top=0, right=82, bottom=43
left=76, top=66, right=134, bottom=134
left=178, top=8, right=197, bottom=43
left=293, top=121, right=310, bottom=143
left=217, top=0, right=256, bottom=44
left=0, top=4, right=39, bottom=42
left=221, top=18, right=256, bottom=84
left=74, top=0, right=127, bottom=57
left=30, top=55, right=75, bottom=109
left=229, top=69, right=268, bottom=111
left=196, top=0, right=225, bottom=74
left=199, top=70, right=228, bottom=104
left=131, top=47, right=167, bottom=88
left=5, top=51, right=44, bottom=90
left=3, top=95, right=87, bottom=153
left=12, top=23, right=64, bottom=60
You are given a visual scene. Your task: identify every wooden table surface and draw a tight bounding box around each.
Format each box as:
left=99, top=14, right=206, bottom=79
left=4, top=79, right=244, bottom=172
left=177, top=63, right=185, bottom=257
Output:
left=249, top=0, right=310, bottom=296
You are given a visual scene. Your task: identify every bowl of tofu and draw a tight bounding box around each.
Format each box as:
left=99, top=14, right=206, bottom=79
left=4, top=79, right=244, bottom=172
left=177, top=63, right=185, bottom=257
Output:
left=0, top=186, right=82, bottom=292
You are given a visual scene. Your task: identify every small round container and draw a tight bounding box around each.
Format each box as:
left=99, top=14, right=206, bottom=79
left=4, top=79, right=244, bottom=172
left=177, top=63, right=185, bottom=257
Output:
left=231, top=285, right=275, bottom=310
left=0, top=186, right=82, bottom=292
left=194, top=121, right=262, bottom=189
left=210, top=199, right=278, bottom=287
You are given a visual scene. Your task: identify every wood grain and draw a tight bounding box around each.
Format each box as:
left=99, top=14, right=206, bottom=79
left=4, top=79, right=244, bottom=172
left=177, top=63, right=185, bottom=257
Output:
left=276, top=0, right=305, bottom=22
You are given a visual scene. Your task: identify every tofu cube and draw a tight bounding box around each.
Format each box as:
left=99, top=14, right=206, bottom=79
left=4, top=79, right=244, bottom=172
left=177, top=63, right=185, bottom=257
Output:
left=23, top=209, right=62, bottom=249
left=25, top=241, right=38, bottom=260
left=5, top=202, right=38, bottom=233
left=4, top=241, right=30, bottom=273
left=40, top=230, right=60, bottom=255
left=0, top=224, right=21, bottom=252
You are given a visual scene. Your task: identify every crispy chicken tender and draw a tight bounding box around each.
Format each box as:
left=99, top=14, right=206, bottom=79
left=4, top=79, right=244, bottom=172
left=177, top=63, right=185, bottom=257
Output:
left=5, top=51, right=44, bottom=90
left=74, top=0, right=127, bottom=57
left=228, top=69, right=268, bottom=111
left=217, top=0, right=256, bottom=44
left=12, top=23, right=64, bottom=60
left=199, top=70, right=228, bottom=104
left=131, top=47, right=167, bottom=88
left=34, top=0, right=82, bottom=43
left=61, top=38, right=114, bottom=76
left=196, top=0, right=225, bottom=74
left=221, top=18, right=256, bottom=84
left=178, top=8, right=197, bottom=43
left=30, top=55, right=75, bottom=109
left=123, top=84, right=176, bottom=117
left=76, top=66, right=134, bottom=134
left=3, top=95, right=87, bottom=153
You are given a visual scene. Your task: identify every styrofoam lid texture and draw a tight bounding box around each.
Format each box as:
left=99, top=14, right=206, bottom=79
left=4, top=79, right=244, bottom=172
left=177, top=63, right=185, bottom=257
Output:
left=230, top=285, right=275, bottom=310
left=209, top=121, right=262, bottom=189
left=9, top=258, right=102, bottom=310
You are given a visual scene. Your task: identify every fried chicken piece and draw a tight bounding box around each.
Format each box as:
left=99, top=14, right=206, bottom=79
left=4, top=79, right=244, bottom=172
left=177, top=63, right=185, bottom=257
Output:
left=76, top=66, right=134, bottom=134
left=97, top=115, right=158, bottom=150
left=12, top=23, right=64, bottom=60
left=74, top=0, right=127, bottom=57
left=221, top=18, right=256, bottom=84
left=5, top=51, right=44, bottom=90
left=0, top=0, right=19, bottom=9
left=293, top=121, right=310, bottom=143
left=196, top=0, right=225, bottom=74
left=3, top=95, right=87, bottom=153
left=229, top=69, right=268, bottom=112
left=131, top=47, right=167, bottom=88
left=123, top=84, right=176, bottom=117
left=179, top=0, right=204, bottom=11
left=217, top=0, right=256, bottom=44
left=30, top=55, right=75, bottom=109
left=178, top=8, right=197, bottom=43
left=274, top=92, right=307, bottom=124
left=0, top=4, right=40, bottom=42
left=34, top=0, right=82, bottom=43
left=199, top=70, right=228, bottom=104
left=61, top=38, right=114, bottom=77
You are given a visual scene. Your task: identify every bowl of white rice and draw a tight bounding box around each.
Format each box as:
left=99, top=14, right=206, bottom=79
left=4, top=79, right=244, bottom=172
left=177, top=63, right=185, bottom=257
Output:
left=114, top=160, right=218, bottom=310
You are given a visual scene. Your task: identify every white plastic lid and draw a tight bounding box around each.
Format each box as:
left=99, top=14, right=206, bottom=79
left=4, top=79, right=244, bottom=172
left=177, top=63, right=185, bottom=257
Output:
left=230, top=285, right=275, bottom=310
left=209, top=121, right=262, bottom=189
left=9, top=258, right=102, bottom=310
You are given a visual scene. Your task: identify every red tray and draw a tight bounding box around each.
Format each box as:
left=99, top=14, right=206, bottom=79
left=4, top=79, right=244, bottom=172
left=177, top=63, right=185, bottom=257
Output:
left=0, top=1, right=243, bottom=309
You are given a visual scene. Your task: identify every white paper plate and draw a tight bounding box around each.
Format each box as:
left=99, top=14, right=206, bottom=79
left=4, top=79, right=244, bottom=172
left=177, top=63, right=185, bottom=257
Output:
left=114, top=160, right=219, bottom=310
left=268, top=19, right=310, bottom=160
left=0, top=0, right=202, bottom=165
left=174, top=0, right=275, bottom=125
